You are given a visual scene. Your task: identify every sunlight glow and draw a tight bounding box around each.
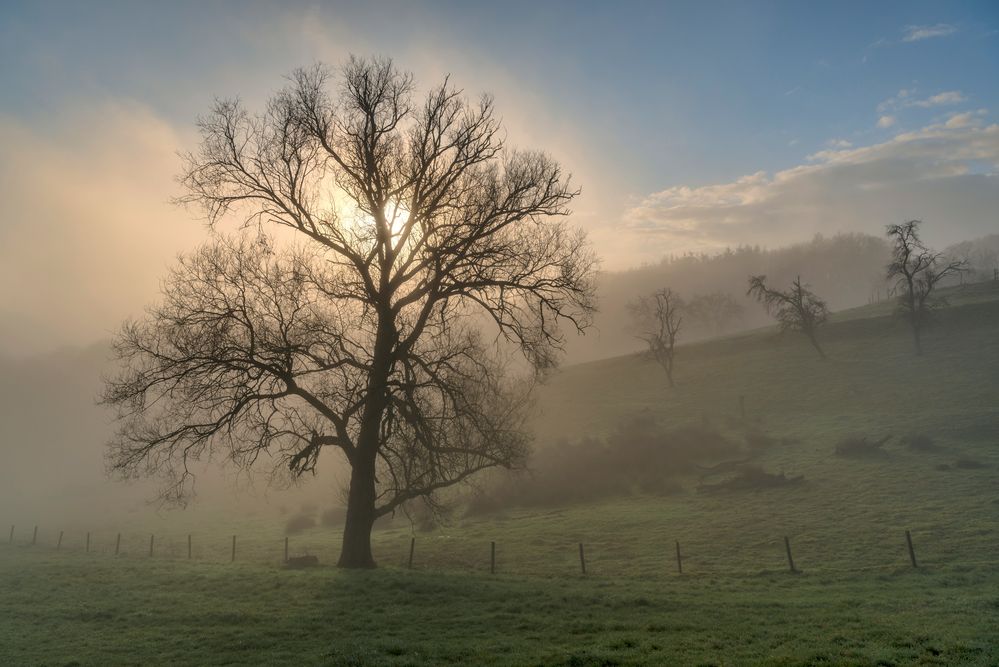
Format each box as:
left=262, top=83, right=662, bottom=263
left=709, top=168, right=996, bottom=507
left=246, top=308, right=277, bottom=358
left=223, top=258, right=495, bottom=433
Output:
left=331, top=192, right=410, bottom=241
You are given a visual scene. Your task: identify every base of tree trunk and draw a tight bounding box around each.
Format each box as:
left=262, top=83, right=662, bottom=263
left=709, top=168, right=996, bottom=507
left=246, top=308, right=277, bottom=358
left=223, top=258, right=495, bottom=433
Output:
left=337, top=534, right=377, bottom=569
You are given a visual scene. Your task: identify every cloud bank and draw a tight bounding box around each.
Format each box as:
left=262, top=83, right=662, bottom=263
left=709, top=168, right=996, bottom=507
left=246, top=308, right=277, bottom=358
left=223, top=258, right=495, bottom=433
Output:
left=623, top=116, right=999, bottom=254
left=0, top=103, right=203, bottom=357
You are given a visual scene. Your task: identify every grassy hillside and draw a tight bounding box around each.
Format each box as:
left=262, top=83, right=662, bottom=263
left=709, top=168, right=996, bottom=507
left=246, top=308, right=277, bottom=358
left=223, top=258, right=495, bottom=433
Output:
left=534, top=280, right=999, bottom=446
left=2, top=281, right=998, bottom=665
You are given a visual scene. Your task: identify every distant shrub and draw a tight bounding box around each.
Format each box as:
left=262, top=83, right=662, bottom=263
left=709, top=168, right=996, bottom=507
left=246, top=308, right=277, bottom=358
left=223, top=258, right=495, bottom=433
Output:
left=697, top=465, right=803, bottom=493
left=835, top=434, right=891, bottom=458
left=744, top=431, right=796, bottom=451
left=407, top=502, right=443, bottom=532
left=901, top=433, right=937, bottom=452
left=284, top=510, right=317, bottom=535
left=465, top=489, right=507, bottom=517
left=954, top=458, right=988, bottom=470
left=321, top=507, right=346, bottom=527
left=285, top=555, right=319, bottom=568
left=466, top=414, right=742, bottom=514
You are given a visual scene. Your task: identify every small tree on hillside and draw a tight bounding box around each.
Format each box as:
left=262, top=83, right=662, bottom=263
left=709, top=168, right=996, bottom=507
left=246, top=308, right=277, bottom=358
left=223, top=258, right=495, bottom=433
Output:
left=629, top=288, right=683, bottom=387
left=686, top=292, right=744, bottom=337
left=886, top=220, right=966, bottom=355
left=747, top=275, right=828, bottom=358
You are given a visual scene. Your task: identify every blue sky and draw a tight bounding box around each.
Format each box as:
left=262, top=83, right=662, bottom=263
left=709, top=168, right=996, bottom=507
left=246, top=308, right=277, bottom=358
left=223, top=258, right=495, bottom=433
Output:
left=3, top=1, right=996, bottom=184
left=0, top=1, right=997, bottom=354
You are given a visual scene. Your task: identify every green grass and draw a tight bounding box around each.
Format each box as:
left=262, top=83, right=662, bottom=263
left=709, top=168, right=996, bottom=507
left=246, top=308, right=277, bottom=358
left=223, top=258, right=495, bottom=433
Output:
left=2, top=281, right=999, bottom=665
left=2, top=548, right=998, bottom=666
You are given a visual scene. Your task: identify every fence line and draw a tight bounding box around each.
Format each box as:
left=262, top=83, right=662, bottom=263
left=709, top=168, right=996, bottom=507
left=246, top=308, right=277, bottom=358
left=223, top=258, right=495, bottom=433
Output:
left=4, top=521, right=997, bottom=582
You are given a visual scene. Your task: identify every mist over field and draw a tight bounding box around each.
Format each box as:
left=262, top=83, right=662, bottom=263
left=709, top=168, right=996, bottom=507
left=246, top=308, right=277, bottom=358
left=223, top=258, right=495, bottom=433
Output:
left=2, top=231, right=994, bottom=528
left=2, top=2, right=998, bottom=666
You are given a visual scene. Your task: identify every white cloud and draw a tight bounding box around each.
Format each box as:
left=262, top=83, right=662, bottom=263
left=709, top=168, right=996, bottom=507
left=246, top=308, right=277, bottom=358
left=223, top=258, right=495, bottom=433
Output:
left=877, top=115, right=896, bottom=128
left=902, top=24, right=958, bottom=42
left=879, top=89, right=966, bottom=113
left=912, top=91, right=966, bottom=107
left=622, top=118, right=999, bottom=256
left=945, top=110, right=988, bottom=129
left=828, top=139, right=853, bottom=149
left=876, top=89, right=912, bottom=113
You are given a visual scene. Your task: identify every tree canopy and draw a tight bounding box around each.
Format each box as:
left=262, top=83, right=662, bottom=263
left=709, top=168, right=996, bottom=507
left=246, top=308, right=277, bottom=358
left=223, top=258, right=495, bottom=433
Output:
left=629, top=288, right=683, bottom=387
left=102, top=57, right=597, bottom=567
left=747, top=275, right=828, bottom=358
left=886, top=220, right=965, bottom=355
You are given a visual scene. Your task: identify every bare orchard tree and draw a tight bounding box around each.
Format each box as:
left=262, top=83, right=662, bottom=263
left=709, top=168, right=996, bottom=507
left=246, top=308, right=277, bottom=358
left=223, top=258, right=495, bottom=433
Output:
left=747, top=275, right=828, bottom=358
left=629, top=288, right=683, bottom=387
left=101, top=58, right=597, bottom=569
left=886, top=220, right=965, bottom=355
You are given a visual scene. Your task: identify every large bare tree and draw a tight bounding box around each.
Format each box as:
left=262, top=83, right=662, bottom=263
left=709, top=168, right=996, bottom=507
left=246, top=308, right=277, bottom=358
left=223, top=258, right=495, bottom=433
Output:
left=629, top=288, right=683, bottom=387
left=886, top=220, right=965, bottom=355
left=102, top=58, right=597, bottom=568
left=747, top=275, right=828, bottom=358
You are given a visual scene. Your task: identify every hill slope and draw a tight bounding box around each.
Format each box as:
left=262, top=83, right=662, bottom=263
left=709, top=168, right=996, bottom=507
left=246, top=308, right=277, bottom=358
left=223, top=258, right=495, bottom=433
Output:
left=534, top=280, right=999, bottom=446
left=2, top=281, right=998, bottom=666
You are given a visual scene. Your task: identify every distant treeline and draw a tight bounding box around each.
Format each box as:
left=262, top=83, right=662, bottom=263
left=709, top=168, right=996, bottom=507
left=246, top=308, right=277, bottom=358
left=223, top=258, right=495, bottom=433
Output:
left=564, top=232, right=999, bottom=364
left=945, top=234, right=999, bottom=282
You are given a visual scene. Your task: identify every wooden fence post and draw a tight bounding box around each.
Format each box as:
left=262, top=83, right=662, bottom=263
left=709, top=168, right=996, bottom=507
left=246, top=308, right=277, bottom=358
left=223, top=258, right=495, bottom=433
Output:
left=408, top=537, right=415, bottom=569
left=115, top=533, right=121, bottom=556
left=675, top=540, right=683, bottom=574
left=905, top=530, right=918, bottom=568
left=490, top=541, right=496, bottom=574
left=784, top=536, right=797, bottom=573
left=32, top=525, right=37, bottom=545
left=284, top=536, right=289, bottom=563
left=149, top=534, right=154, bottom=558
left=57, top=530, right=63, bottom=550
left=188, top=534, right=192, bottom=560
left=231, top=535, right=236, bottom=562
left=8, top=525, right=12, bottom=544
left=578, top=543, right=586, bottom=575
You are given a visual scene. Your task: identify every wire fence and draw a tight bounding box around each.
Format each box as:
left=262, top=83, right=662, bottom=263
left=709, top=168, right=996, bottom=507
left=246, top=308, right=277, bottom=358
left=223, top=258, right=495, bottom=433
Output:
left=5, top=521, right=998, bottom=582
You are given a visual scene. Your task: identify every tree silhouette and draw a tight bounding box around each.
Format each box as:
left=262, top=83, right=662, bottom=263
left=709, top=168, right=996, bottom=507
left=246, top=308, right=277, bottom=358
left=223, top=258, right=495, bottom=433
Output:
left=747, top=275, right=828, bottom=358
left=629, top=288, right=683, bottom=386
left=886, top=220, right=965, bottom=355
left=101, top=58, right=597, bottom=568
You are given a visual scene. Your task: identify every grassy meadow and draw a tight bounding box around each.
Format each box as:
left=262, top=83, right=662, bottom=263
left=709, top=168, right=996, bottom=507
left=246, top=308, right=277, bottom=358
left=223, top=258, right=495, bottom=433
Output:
left=2, top=281, right=999, bottom=665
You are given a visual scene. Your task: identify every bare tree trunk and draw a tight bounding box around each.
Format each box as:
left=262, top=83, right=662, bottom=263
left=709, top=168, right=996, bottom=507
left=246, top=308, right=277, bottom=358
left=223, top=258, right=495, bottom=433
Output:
left=338, top=455, right=378, bottom=568
left=338, top=309, right=394, bottom=569
left=808, top=333, right=826, bottom=359
left=907, top=288, right=923, bottom=356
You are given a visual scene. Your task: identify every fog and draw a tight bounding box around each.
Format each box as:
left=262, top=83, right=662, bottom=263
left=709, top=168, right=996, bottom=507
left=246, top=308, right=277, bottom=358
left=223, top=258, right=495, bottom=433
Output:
left=2, top=3, right=997, bottom=662
left=2, top=230, right=993, bottom=527
left=0, top=343, right=346, bottom=530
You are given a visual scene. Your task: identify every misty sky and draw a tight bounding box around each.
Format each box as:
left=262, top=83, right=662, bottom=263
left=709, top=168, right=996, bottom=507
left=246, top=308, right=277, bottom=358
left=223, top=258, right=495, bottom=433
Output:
left=1, top=0, right=997, bottom=357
